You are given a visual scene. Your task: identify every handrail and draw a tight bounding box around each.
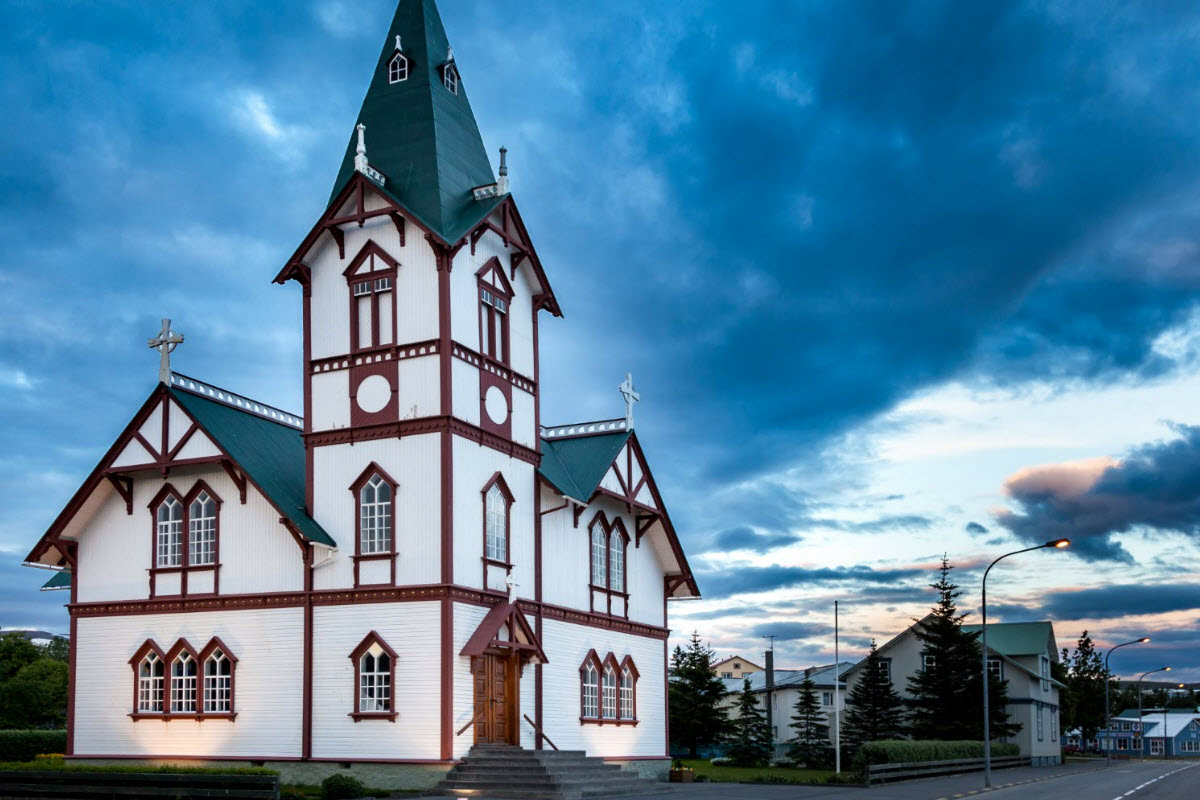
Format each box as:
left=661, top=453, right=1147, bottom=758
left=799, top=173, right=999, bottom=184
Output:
left=456, top=711, right=485, bottom=737
left=523, top=714, right=558, bottom=751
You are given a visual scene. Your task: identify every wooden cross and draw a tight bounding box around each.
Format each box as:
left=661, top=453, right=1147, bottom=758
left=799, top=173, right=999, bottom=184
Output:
left=619, top=372, right=640, bottom=429
left=147, top=318, right=184, bottom=384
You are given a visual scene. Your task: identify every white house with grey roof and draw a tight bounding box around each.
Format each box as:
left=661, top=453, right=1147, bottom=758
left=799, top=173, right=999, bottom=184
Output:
left=721, top=662, right=853, bottom=746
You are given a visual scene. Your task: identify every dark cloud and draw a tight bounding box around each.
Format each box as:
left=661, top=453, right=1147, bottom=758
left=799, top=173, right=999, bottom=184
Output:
left=1037, top=584, right=1200, bottom=621
left=965, top=521, right=989, bottom=535
left=698, top=564, right=926, bottom=600
left=752, top=621, right=832, bottom=641
left=996, top=425, right=1200, bottom=561
left=707, top=526, right=802, bottom=554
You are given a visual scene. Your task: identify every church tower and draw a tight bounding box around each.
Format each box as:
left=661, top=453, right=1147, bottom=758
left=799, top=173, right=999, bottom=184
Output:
left=275, top=0, right=560, bottom=600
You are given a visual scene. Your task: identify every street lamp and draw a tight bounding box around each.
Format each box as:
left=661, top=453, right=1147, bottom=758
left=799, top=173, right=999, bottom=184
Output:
left=1138, top=667, right=1170, bottom=759
left=1105, top=638, right=1150, bottom=766
left=981, top=538, right=1069, bottom=788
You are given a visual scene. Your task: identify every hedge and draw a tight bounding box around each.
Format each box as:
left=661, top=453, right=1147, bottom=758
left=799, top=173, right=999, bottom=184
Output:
left=855, top=740, right=1020, bottom=768
left=0, top=731, right=67, bottom=762
left=0, top=757, right=276, bottom=776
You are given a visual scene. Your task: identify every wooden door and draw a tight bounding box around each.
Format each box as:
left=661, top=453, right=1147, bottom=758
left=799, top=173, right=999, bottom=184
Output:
left=472, top=653, right=517, bottom=744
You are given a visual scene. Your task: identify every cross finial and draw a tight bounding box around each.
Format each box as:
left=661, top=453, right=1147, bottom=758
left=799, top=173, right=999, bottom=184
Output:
left=505, top=572, right=519, bottom=604
left=147, top=318, right=184, bottom=384
left=618, top=372, right=640, bottom=429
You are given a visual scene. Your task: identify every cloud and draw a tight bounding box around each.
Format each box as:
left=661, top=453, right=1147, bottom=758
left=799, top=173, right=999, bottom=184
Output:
left=698, top=564, right=926, bottom=600
left=752, top=621, right=832, bottom=641
left=706, top=526, right=802, bottom=554
left=965, top=521, right=988, bottom=535
left=313, top=1, right=359, bottom=39
left=227, top=90, right=313, bottom=164
left=1036, top=584, right=1200, bottom=620
left=996, top=428, right=1200, bottom=561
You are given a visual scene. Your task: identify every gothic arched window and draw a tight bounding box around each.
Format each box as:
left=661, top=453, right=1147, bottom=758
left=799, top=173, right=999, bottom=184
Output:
left=349, top=631, right=398, bottom=721
left=200, top=637, right=238, bottom=716
left=388, top=52, right=409, bottom=84
left=580, top=651, right=601, bottom=720
left=131, top=641, right=166, bottom=715
left=187, top=489, right=218, bottom=566
left=155, top=493, right=184, bottom=567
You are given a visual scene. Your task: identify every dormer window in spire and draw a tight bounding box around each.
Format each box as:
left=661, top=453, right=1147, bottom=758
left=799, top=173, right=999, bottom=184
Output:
left=442, top=49, right=459, bottom=95
left=389, top=52, right=409, bottom=84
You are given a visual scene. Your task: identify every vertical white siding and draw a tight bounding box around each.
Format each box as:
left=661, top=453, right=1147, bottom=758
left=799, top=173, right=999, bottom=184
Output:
left=451, top=360, right=480, bottom=427
left=74, top=609, right=304, bottom=758
left=396, top=357, right=440, bottom=420
left=539, top=487, right=589, bottom=613
left=311, top=371, right=350, bottom=432
left=451, top=437, right=533, bottom=594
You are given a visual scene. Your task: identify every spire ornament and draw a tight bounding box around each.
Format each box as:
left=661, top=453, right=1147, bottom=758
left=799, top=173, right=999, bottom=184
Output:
left=619, top=372, right=640, bottom=430
left=147, top=318, right=184, bottom=385
left=352, top=123, right=386, bottom=186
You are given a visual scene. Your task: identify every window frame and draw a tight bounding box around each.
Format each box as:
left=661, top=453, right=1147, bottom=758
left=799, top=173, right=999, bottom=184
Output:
left=618, top=655, right=639, bottom=723
left=388, top=51, right=409, bottom=84
left=480, top=472, right=514, bottom=573
left=165, top=638, right=200, bottom=717
left=148, top=482, right=223, bottom=598
left=184, top=481, right=222, bottom=569
left=586, top=512, right=631, bottom=618
left=476, top=257, right=514, bottom=367
left=129, top=639, right=167, bottom=718
left=580, top=651, right=639, bottom=726
left=922, top=653, right=936, bottom=672
left=350, top=463, right=399, bottom=587
left=601, top=654, right=619, bottom=720
left=198, top=636, right=239, bottom=719
left=987, top=657, right=1003, bottom=682
left=443, top=62, right=459, bottom=94
left=348, top=631, right=399, bottom=722
left=343, top=242, right=399, bottom=354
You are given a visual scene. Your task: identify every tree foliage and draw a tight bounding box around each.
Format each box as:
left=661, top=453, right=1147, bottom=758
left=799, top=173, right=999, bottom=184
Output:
left=843, top=640, right=905, bottom=752
left=0, top=633, right=69, bottom=730
left=1059, top=631, right=1108, bottom=741
left=726, top=678, right=773, bottom=767
left=668, top=631, right=732, bottom=757
left=787, top=674, right=830, bottom=767
left=905, top=557, right=1018, bottom=741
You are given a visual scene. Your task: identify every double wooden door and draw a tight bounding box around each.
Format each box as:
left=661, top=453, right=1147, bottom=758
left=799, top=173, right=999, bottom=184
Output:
left=472, top=652, right=517, bottom=744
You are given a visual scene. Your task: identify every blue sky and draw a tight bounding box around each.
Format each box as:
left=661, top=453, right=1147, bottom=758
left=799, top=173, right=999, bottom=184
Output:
left=4, top=0, right=1200, bottom=680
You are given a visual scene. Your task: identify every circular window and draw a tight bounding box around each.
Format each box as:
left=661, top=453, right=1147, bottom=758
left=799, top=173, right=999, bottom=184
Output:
left=484, top=386, right=508, bottom=424
left=356, top=375, right=391, bottom=414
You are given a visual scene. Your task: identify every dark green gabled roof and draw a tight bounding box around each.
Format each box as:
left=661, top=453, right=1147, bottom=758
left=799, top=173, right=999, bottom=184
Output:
left=329, top=0, right=503, bottom=243
left=963, top=622, right=1057, bottom=658
left=169, top=386, right=335, bottom=547
left=538, top=432, right=630, bottom=503
left=40, top=570, right=71, bottom=591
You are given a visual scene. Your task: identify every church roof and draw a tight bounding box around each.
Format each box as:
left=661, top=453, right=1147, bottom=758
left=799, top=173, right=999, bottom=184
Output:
left=328, top=0, right=503, bottom=244
left=168, top=379, right=335, bottom=547
left=538, top=428, right=631, bottom=504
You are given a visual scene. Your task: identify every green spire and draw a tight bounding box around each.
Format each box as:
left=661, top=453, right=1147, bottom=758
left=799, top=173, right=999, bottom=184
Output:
left=329, top=0, right=502, bottom=243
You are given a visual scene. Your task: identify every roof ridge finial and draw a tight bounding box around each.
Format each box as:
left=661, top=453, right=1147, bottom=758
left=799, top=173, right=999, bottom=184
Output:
left=497, top=146, right=509, bottom=193
left=395, top=34, right=402, bottom=51
left=447, top=45, right=454, bottom=62
left=355, top=123, right=368, bottom=173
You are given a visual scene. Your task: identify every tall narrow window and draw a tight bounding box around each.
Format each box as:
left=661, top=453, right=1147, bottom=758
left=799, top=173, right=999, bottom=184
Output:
left=388, top=52, right=408, bottom=84
left=189, top=491, right=217, bottom=566
left=344, top=243, right=398, bottom=352
left=156, top=495, right=183, bottom=567
left=602, top=664, right=618, bottom=719
left=444, top=63, right=458, bottom=94
left=581, top=661, right=599, bottom=718
left=609, top=529, right=625, bottom=593
left=485, top=483, right=506, bottom=562
left=203, top=650, right=232, bottom=713
left=477, top=259, right=513, bottom=365
left=170, top=652, right=198, bottom=713
left=360, top=474, right=393, bottom=554
left=620, top=668, right=634, bottom=719
left=138, top=652, right=165, bottom=713
left=591, top=525, right=607, bottom=587
left=349, top=632, right=398, bottom=720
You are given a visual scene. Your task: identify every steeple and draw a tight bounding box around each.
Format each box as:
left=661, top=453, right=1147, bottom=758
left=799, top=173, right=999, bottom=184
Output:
left=328, top=0, right=502, bottom=244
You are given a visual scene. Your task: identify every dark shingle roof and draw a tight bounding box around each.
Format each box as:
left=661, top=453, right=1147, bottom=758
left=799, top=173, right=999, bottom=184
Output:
left=328, top=0, right=502, bottom=243
left=538, top=431, right=630, bottom=503
left=169, top=386, right=335, bottom=547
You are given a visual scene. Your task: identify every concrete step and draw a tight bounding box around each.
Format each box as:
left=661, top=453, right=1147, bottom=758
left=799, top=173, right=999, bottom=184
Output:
left=430, top=745, right=663, bottom=800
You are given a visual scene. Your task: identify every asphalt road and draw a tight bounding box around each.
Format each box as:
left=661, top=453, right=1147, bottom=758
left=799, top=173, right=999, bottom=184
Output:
left=622, top=760, right=1200, bottom=799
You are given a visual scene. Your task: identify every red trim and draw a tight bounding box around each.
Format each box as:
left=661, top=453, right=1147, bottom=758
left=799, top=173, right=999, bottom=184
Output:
left=344, top=241, right=399, bottom=354
left=306, top=415, right=541, bottom=467
left=105, top=475, right=133, bottom=514
left=348, top=631, right=399, bottom=722
left=586, top=512, right=630, bottom=619
left=579, top=650, right=639, bottom=726
left=197, top=636, right=238, bottom=720
left=349, top=463, right=398, bottom=587
left=302, top=544, right=314, bottom=760
left=579, top=649, right=602, bottom=721
left=480, top=472, right=514, bottom=590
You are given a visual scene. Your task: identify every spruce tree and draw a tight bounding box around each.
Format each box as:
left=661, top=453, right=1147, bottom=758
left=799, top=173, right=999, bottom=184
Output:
left=1060, top=631, right=1107, bottom=742
left=905, top=557, right=1018, bottom=741
left=667, top=632, right=733, bottom=757
left=726, top=678, right=773, bottom=767
left=787, top=674, right=831, bottom=767
left=843, top=640, right=905, bottom=752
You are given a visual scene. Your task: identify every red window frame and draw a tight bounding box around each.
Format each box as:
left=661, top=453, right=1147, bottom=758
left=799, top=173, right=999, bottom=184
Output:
left=349, top=462, right=399, bottom=587
left=476, top=257, right=513, bottom=366
left=349, top=631, right=398, bottom=722
left=579, top=651, right=639, bottom=726
left=198, top=636, right=239, bottom=720
left=481, top=471, right=514, bottom=573
left=148, top=481, right=222, bottom=598
left=130, top=637, right=238, bottom=721
left=129, top=639, right=167, bottom=719
left=586, top=512, right=630, bottom=618
left=579, top=649, right=602, bottom=722
left=343, top=241, right=399, bottom=354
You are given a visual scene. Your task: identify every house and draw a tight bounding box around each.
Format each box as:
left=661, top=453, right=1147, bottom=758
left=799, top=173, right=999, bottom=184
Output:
left=1071, top=710, right=1200, bottom=757
left=22, top=0, right=698, bottom=786
left=721, top=663, right=853, bottom=748
left=843, top=618, right=1064, bottom=765
left=712, top=656, right=764, bottom=680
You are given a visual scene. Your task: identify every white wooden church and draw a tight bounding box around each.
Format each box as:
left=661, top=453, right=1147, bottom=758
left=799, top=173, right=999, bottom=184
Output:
left=25, top=0, right=697, bottom=784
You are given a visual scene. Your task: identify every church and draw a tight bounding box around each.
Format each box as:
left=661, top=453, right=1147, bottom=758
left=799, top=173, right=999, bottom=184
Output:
left=24, top=0, right=697, bottom=785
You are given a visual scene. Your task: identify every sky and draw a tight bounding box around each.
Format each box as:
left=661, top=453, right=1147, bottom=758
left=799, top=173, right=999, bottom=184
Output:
left=3, top=0, right=1200, bottom=682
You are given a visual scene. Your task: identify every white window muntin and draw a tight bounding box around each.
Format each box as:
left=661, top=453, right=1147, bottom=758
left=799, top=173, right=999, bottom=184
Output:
left=620, top=668, right=634, bottom=719
left=591, top=525, right=607, bottom=587
left=156, top=496, right=183, bottom=567
left=170, top=653, right=198, bottom=713
left=188, top=491, right=217, bottom=566
left=360, top=474, right=393, bottom=554
left=388, top=53, right=408, bottom=84
left=358, top=644, right=391, bottom=712
left=485, top=483, right=506, bottom=562
left=601, top=665, right=618, bottom=719
left=444, top=64, right=458, bottom=94
left=353, top=280, right=372, bottom=296
left=582, top=662, right=599, bottom=718
left=609, top=531, right=624, bottom=592
left=203, top=650, right=232, bottom=713
left=138, top=653, right=165, bottom=713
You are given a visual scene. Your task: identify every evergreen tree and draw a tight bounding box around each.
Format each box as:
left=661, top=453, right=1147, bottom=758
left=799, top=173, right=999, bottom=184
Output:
left=843, top=640, right=905, bottom=751
left=1059, top=631, right=1107, bottom=742
left=667, top=632, right=732, bottom=757
left=726, top=678, right=773, bottom=767
left=787, top=674, right=831, bottom=767
left=905, top=557, right=1018, bottom=741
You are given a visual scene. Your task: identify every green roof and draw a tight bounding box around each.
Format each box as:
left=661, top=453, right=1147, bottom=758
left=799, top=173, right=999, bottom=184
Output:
left=169, top=386, right=335, bottom=547
left=962, top=621, right=1057, bottom=658
left=538, top=432, right=630, bottom=503
left=40, top=571, right=71, bottom=591
left=328, top=0, right=503, bottom=243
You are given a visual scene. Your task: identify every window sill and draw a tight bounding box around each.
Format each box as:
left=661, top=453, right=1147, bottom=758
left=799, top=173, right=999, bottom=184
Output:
left=482, top=557, right=512, bottom=570
left=129, top=712, right=237, bottom=722
left=149, top=564, right=221, bottom=574
left=589, top=585, right=629, bottom=599
left=353, top=552, right=396, bottom=562
left=579, top=717, right=638, bottom=727
left=349, top=711, right=398, bottom=722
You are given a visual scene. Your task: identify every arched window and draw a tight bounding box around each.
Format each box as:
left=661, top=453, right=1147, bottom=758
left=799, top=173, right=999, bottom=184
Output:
left=601, top=663, right=618, bottom=719
left=156, top=495, right=183, bottom=567
left=444, top=63, right=458, bottom=94
left=359, top=474, right=393, bottom=554
left=609, top=527, right=625, bottom=593
left=581, top=657, right=600, bottom=719
left=591, top=524, right=607, bottom=587
left=477, top=258, right=513, bottom=366
left=137, top=651, right=165, bottom=713
left=201, top=641, right=235, bottom=715
left=349, top=631, right=398, bottom=721
left=189, top=491, right=217, bottom=566
left=170, top=650, right=198, bottom=713
left=620, top=666, right=635, bottom=719
left=485, top=484, right=506, bottom=561
left=388, top=52, right=408, bottom=84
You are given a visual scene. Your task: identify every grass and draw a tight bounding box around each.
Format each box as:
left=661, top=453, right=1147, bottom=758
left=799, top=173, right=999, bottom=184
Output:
left=0, top=757, right=276, bottom=776
left=679, top=758, right=839, bottom=784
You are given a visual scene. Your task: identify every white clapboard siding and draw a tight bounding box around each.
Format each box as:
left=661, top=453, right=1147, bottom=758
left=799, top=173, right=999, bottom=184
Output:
left=310, top=371, right=350, bottom=432
left=510, top=388, right=535, bottom=450
left=74, top=608, right=304, bottom=758
left=311, top=434, right=442, bottom=590
left=76, top=466, right=305, bottom=603
left=396, top=356, right=440, bottom=420
left=451, top=438, right=534, bottom=594
left=450, top=360, right=480, bottom=427
left=311, top=602, right=443, bottom=759
left=538, top=486, right=590, bottom=612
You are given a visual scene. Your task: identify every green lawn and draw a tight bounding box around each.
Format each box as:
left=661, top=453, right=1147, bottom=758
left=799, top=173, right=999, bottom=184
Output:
left=680, top=759, right=838, bottom=784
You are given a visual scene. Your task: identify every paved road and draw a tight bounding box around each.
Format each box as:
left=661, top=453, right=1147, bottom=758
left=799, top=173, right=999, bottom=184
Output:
left=621, top=760, right=1200, bottom=799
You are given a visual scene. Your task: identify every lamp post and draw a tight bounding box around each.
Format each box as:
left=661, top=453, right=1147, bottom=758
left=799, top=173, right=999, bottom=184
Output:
left=1138, top=667, right=1170, bottom=759
left=981, top=538, right=1069, bottom=788
left=1105, top=638, right=1150, bottom=766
